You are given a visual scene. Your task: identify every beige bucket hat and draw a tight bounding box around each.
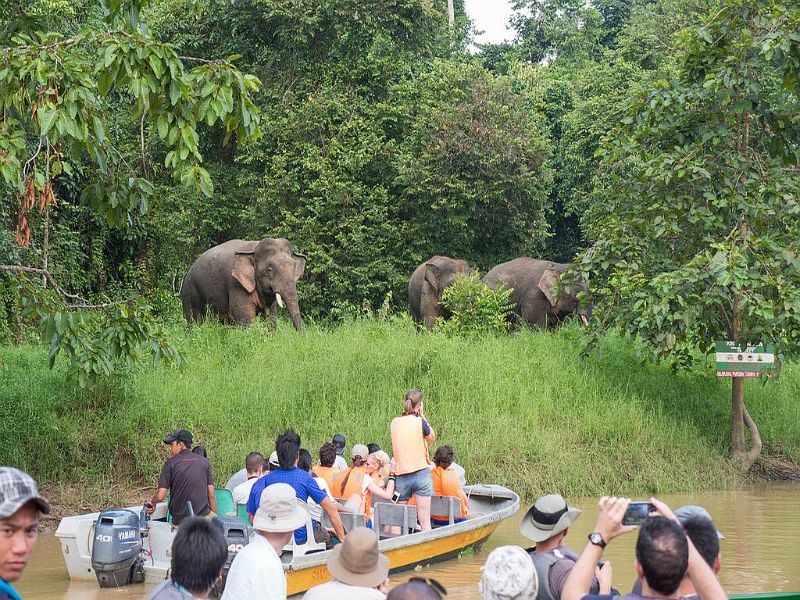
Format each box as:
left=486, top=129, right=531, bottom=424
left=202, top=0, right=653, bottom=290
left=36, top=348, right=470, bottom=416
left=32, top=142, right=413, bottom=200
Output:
left=480, top=545, right=539, bottom=600
left=327, top=527, right=390, bottom=588
left=252, top=483, right=307, bottom=532
left=520, top=494, right=582, bottom=543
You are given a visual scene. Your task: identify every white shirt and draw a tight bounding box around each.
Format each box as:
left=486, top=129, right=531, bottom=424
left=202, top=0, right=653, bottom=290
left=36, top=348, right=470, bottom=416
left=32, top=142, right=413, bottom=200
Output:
left=308, top=477, right=335, bottom=522
left=232, top=476, right=259, bottom=506
left=303, top=579, right=386, bottom=600
left=334, top=455, right=348, bottom=470
left=222, top=534, right=286, bottom=600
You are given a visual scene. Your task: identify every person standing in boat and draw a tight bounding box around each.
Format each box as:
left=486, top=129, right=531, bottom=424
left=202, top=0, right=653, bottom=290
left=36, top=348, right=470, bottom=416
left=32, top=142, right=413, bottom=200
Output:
left=0, top=467, right=50, bottom=600
left=146, top=428, right=217, bottom=525
left=390, top=388, right=436, bottom=531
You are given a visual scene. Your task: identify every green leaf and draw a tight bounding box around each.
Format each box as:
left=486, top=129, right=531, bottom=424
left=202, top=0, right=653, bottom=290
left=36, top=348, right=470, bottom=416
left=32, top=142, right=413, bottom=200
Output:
left=37, top=107, right=58, bottom=136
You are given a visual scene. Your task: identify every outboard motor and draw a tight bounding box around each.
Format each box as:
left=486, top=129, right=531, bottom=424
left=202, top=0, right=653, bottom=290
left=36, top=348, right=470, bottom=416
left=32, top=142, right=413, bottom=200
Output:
left=91, top=507, right=148, bottom=588
left=210, top=515, right=250, bottom=598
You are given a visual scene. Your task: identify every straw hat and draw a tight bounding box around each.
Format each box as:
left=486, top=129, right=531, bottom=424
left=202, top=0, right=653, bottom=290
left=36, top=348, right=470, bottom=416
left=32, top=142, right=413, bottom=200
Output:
left=520, top=494, right=581, bottom=543
left=480, top=545, right=538, bottom=600
left=252, top=483, right=307, bottom=532
left=327, top=527, right=389, bottom=588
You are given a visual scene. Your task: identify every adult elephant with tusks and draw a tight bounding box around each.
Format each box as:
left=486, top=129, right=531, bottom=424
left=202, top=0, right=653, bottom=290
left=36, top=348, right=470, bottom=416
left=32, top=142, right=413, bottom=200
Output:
left=180, top=238, right=306, bottom=330
left=482, top=258, right=591, bottom=329
left=408, top=255, right=471, bottom=330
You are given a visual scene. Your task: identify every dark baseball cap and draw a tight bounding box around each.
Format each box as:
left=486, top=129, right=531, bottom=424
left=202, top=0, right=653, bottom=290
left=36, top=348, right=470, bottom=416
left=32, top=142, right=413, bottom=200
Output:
left=332, top=434, right=346, bottom=455
left=0, top=467, right=50, bottom=518
left=163, top=429, right=193, bottom=446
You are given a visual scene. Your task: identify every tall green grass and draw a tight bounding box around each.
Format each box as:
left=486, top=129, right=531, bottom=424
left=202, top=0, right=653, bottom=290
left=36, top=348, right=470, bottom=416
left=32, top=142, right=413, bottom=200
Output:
left=2, top=318, right=799, bottom=499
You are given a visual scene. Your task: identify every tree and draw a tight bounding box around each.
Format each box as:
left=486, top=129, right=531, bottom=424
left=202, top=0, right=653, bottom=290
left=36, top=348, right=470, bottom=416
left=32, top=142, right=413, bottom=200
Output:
left=580, top=0, right=800, bottom=471
left=0, top=0, right=261, bottom=386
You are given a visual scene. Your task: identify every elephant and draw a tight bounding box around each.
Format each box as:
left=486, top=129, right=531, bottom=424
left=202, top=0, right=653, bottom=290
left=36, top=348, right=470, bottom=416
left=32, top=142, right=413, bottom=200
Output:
left=482, top=258, right=590, bottom=328
left=408, top=255, right=471, bottom=329
left=180, top=238, right=306, bottom=330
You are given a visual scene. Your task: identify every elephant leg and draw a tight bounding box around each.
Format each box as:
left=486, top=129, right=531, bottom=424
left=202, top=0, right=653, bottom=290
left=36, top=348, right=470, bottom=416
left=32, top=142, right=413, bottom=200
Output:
left=229, top=290, right=257, bottom=326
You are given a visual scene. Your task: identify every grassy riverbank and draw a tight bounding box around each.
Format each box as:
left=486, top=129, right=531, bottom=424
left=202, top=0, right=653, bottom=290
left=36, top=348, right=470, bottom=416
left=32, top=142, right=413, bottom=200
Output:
left=2, top=319, right=800, bottom=503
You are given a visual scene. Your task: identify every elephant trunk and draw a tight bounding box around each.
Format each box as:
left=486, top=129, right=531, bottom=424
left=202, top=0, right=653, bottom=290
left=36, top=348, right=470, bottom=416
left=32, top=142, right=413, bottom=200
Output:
left=279, top=288, right=304, bottom=331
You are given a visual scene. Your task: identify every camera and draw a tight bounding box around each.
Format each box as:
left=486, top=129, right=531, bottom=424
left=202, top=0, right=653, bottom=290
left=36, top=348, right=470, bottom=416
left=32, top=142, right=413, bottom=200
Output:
left=622, top=502, right=654, bottom=525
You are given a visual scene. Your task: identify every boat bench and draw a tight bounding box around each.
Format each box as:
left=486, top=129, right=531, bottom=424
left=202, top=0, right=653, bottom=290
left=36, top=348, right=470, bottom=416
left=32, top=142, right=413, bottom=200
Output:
left=322, top=509, right=367, bottom=534
left=372, top=502, right=417, bottom=539
left=430, top=495, right=462, bottom=526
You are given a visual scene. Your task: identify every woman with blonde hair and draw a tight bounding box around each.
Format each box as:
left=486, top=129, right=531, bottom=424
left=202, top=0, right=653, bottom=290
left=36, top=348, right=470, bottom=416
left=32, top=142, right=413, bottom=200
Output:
left=389, top=388, right=436, bottom=531
left=340, top=447, right=396, bottom=526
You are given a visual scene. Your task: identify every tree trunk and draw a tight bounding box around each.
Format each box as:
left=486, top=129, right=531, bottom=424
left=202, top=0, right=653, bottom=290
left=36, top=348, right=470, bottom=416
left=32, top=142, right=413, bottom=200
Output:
left=447, top=0, right=454, bottom=25
left=730, top=376, right=745, bottom=455
left=729, top=289, right=761, bottom=471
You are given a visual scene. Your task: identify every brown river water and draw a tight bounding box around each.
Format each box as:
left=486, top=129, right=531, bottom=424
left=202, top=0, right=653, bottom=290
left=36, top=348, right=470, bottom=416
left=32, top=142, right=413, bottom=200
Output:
left=15, top=483, right=800, bottom=599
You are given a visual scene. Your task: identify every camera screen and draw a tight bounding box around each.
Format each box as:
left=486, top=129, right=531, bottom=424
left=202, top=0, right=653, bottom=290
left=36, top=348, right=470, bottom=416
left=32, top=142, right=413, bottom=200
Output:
left=622, top=502, right=652, bottom=525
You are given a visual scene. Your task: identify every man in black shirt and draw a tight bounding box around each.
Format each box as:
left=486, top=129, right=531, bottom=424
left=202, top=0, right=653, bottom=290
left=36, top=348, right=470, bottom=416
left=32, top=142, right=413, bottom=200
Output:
left=147, top=429, right=217, bottom=525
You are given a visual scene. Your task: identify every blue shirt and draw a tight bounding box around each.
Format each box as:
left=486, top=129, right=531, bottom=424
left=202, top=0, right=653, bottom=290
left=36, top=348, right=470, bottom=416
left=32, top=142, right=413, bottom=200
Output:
left=0, top=579, right=22, bottom=600
left=246, top=467, right=327, bottom=544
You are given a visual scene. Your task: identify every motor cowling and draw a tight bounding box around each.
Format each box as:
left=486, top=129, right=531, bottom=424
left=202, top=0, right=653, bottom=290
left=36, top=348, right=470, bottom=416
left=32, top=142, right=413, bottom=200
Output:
left=210, top=515, right=250, bottom=598
left=91, top=509, right=146, bottom=588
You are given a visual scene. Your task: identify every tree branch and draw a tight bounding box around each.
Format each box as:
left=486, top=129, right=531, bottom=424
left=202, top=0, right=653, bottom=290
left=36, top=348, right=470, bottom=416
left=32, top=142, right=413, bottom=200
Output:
left=0, top=265, right=129, bottom=309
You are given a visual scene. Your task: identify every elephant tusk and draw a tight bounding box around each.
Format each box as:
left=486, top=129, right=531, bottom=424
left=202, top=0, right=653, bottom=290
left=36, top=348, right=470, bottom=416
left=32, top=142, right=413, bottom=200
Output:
left=580, top=314, right=589, bottom=326
left=275, top=293, right=285, bottom=308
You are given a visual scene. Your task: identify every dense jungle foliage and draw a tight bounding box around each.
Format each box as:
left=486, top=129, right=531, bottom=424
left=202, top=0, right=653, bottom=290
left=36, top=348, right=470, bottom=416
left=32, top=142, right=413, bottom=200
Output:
left=1, top=0, right=762, bottom=327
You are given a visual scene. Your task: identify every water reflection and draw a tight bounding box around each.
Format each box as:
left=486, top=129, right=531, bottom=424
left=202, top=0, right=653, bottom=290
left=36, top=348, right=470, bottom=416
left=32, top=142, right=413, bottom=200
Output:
left=16, top=484, right=800, bottom=599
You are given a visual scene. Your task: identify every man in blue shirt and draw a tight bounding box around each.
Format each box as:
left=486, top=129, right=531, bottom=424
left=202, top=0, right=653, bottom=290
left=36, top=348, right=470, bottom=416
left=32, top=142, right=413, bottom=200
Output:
left=247, top=430, right=346, bottom=544
left=0, top=467, right=50, bottom=600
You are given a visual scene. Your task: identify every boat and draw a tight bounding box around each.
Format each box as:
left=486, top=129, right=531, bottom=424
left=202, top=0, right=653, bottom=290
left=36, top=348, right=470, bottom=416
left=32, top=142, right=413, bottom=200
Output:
left=56, top=483, right=519, bottom=597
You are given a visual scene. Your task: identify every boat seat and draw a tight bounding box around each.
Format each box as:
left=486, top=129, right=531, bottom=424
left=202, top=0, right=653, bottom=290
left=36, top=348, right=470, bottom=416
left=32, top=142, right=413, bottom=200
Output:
left=372, top=502, right=417, bottom=539
left=430, top=495, right=461, bottom=526
left=215, top=488, right=236, bottom=517
left=283, top=502, right=326, bottom=557
left=322, top=509, right=367, bottom=534
left=236, top=502, right=249, bottom=523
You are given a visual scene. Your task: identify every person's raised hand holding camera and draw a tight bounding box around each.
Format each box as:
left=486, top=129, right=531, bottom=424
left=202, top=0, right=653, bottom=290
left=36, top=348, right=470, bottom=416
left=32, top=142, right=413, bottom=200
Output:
left=562, top=496, right=636, bottom=600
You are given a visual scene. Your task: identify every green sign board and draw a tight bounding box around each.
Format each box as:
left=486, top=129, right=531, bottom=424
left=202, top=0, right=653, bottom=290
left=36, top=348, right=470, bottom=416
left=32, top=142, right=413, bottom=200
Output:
left=715, top=341, right=775, bottom=378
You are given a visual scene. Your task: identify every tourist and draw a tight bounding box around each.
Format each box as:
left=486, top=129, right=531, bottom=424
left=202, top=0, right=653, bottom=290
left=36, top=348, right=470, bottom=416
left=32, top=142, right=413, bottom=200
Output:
left=192, top=445, right=208, bottom=458
left=561, top=497, right=726, bottom=600
left=332, top=434, right=349, bottom=470
left=631, top=505, right=724, bottom=598
left=232, top=452, right=266, bottom=507
left=390, top=388, right=436, bottom=531
left=367, top=443, right=382, bottom=454
left=298, top=448, right=336, bottom=545
left=520, top=494, right=605, bottom=600
left=225, top=450, right=269, bottom=491
left=147, top=429, right=217, bottom=525
left=386, top=578, right=446, bottom=600
left=222, top=483, right=307, bottom=600
left=430, top=445, right=469, bottom=526
left=147, top=517, right=227, bottom=599
left=342, top=451, right=396, bottom=526
left=371, top=450, right=392, bottom=481
left=302, top=527, right=390, bottom=599
left=0, top=467, right=49, bottom=600
left=337, top=445, right=370, bottom=500
left=247, top=430, right=346, bottom=543
left=480, top=545, right=539, bottom=600
left=315, top=443, right=342, bottom=493
left=268, top=451, right=280, bottom=472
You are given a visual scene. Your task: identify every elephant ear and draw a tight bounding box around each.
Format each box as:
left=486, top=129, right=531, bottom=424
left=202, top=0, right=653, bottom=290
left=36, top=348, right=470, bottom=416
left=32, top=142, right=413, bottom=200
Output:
left=424, top=262, right=440, bottom=288
left=538, top=268, right=562, bottom=307
left=292, top=252, right=307, bottom=281
left=232, top=252, right=257, bottom=294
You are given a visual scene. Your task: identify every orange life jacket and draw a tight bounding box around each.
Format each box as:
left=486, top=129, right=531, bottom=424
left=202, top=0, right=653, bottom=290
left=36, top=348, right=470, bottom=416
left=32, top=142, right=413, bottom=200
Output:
left=431, top=466, right=469, bottom=519
left=390, top=415, right=430, bottom=475
left=315, top=465, right=341, bottom=494
left=338, top=466, right=369, bottom=500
